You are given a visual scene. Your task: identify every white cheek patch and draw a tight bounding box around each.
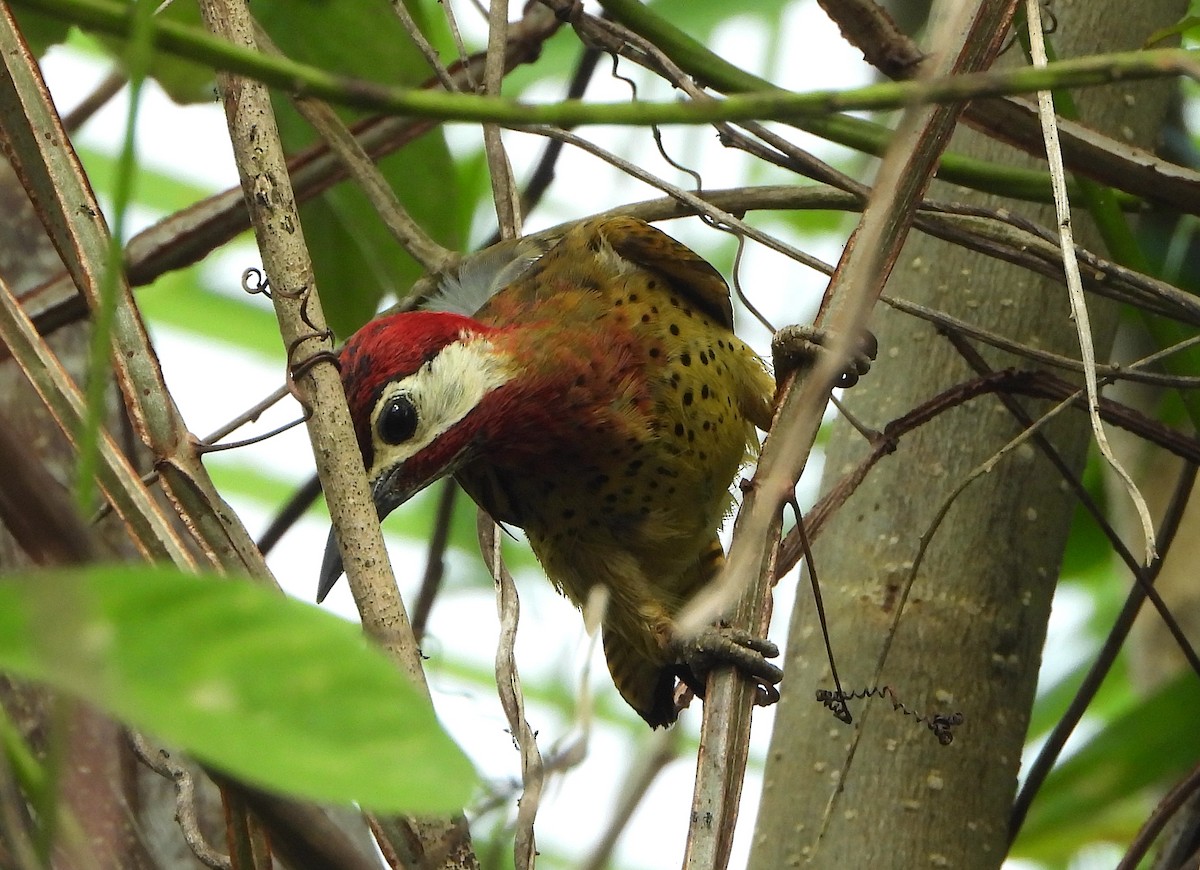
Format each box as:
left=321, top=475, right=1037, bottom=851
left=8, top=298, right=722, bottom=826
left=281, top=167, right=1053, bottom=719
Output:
left=367, top=335, right=514, bottom=477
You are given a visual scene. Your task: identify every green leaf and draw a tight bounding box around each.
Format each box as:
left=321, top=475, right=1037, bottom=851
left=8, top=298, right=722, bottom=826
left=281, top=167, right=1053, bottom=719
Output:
left=255, top=0, right=468, bottom=335
left=139, top=269, right=281, bottom=358
left=138, top=0, right=216, bottom=104
left=0, top=565, right=475, bottom=813
left=91, top=0, right=216, bottom=103
left=1145, top=15, right=1200, bottom=47
left=1014, top=670, right=1200, bottom=861
left=11, top=7, right=71, bottom=55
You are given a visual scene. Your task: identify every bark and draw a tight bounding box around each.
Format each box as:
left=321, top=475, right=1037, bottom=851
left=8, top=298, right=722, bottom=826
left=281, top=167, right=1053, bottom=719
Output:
left=750, top=1, right=1184, bottom=867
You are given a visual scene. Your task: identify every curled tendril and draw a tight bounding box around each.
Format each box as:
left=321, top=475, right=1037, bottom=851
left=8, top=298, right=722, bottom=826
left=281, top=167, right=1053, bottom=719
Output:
left=243, top=266, right=339, bottom=415
left=816, top=685, right=964, bottom=746
left=242, top=267, right=270, bottom=298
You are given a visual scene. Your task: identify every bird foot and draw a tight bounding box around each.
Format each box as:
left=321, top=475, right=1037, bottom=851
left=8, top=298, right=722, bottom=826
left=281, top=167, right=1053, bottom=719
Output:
left=669, top=626, right=783, bottom=708
left=772, top=324, right=878, bottom=388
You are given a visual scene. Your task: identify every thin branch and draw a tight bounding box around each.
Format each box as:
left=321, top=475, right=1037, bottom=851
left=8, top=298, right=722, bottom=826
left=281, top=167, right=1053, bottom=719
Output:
left=412, top=478, right=458, bottom=644
left=883, top=295, right=1200, bottom=388
left=511, top=126, right=835, bottom=277
left=388, top=0, right=457, bottom=91
left=596, top=0, right=1200, bottom=214
left=478, top=514, right=543, bottom=870
left=1118, top=762, right=1200, bottom=870
left=59, top=69, right=126, bottom=131
left=483, top=0, right=522, bottom=240
left=282, top=78, right=454, bottom=273
left=128, top=732, right=230, bottom=870
left=1026, top=0, right=1156, bottom=563
left=10, top=0, right=1200, bottom=130
left=580, top=729, right=679, bottom=870
left=0, top=273, right=196, bottom=566
left=1008, top=457, right=1198, bottom=842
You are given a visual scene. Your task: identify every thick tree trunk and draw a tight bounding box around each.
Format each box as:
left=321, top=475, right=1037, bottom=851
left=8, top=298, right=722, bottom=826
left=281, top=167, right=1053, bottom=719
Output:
left=750, top=1, right=1184, bottom=867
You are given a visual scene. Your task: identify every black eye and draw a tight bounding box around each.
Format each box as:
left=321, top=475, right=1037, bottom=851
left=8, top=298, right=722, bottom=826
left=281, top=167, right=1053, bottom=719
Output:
left=377, top=395, right=419, bottom=445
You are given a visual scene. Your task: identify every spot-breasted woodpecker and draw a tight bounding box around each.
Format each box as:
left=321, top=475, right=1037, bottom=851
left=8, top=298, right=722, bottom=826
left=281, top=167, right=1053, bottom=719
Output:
left=319, top=216, right=783, bottom=727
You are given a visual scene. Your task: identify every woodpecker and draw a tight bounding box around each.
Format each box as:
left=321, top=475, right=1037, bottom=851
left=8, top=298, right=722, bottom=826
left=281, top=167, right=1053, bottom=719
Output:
left=320, top=216, right=786, bottom=727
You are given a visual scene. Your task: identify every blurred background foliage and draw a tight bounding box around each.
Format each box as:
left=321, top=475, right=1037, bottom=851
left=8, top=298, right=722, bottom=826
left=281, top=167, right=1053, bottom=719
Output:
left=6, top=0, right=1200, bottom=866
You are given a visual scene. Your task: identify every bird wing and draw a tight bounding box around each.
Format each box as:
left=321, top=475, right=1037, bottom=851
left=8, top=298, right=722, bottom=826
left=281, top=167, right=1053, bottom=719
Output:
left=594, top=216, right=736, bottom=329
left=427, top=236, right=551, bottom=316
left=466, top=217, right=737, bottom=330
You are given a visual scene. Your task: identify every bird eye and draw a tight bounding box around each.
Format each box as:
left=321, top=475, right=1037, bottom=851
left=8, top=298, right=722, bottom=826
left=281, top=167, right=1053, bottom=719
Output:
left=377, top=395, right=419, bottom=445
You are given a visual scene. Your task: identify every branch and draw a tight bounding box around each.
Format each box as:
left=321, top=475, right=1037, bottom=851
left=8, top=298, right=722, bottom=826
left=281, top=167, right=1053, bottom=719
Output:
left=675, top=4, right=1019, bottom=866
left=10, top=0, right=1200, bottom=127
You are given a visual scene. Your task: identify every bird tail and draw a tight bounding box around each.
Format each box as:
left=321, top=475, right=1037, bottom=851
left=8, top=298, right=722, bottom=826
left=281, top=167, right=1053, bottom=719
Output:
left=602, top=626, right=679, bottom=728
left=600, top=538, right=728, bottom=728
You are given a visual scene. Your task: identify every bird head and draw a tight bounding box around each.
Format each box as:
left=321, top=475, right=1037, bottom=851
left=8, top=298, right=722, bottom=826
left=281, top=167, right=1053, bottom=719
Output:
left=317, top=310, right=516, bottom=600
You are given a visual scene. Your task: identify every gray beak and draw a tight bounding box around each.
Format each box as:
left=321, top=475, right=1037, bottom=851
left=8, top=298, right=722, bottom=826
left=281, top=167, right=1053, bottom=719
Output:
left=316, top=528, right=345, bottom=603
left=314, top=471, right=425, bottom=603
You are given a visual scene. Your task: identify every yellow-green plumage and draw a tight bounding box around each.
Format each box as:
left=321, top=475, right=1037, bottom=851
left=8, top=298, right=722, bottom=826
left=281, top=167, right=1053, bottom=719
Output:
left=452, top=217, right=775, bottom=726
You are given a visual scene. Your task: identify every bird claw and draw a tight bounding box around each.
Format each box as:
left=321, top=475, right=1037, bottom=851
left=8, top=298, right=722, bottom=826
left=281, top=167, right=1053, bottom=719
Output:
left=772, top=325, right=878, bottom=388
left=669, top=626, right=783, bottom=708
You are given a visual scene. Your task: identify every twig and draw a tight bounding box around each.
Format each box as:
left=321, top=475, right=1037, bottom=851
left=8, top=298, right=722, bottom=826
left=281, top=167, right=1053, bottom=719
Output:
left=1117, top=762, right=1200, bottom=870
left=513, top=125, right=835, bottom=277
left=580, top=729, right=679, bottom=870
left=1024, top=0, right=1156, bottom=564
left=128, top=732, right=230, bottom=870
left=286, top=81, right=455, bottom=274
left=389, top=0, right=457, bottom=91
left=478, top=513, right=543, bottom=870
left=10, top=0, right=1200, bottom=127
left=59, top=69, right=126, bottom=131
left=482, top=0, right=522, bottom=240
left=412, top=478, right=458, bottom=643
left=884, top=295, right=1200, bottom=388
left=1009, top=459, right=1197, bottom=842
